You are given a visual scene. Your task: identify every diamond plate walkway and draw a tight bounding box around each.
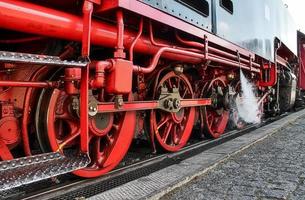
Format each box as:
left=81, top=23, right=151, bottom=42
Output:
left=89, top=109, right=305, bottom=200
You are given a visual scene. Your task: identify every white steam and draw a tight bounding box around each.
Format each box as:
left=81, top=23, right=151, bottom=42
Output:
left=235, top=70, right=261, bottom=124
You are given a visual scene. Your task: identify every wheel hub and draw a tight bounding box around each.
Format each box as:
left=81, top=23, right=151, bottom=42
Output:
left=89, top=113, right=114, bottom=137
left=171, top=109, right=185, bottom=123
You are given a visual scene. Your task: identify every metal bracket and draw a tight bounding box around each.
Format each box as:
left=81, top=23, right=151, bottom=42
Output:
left=158, top=87, right=182, bottom=113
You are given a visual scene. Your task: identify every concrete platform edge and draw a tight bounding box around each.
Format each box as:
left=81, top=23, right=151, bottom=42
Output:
left=149, top=110, right=305, bottom=200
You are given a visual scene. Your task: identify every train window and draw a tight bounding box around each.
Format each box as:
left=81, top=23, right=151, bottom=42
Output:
left=220, top=0, right=234, bottom=14
left=177, top=0, right=210, bottom=17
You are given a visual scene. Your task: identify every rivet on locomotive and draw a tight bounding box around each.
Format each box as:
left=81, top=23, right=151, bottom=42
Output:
left=0, top=0, right=304, bottom=188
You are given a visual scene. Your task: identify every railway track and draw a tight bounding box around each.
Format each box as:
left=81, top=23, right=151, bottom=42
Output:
left=0, top=112, right=290, bottom=200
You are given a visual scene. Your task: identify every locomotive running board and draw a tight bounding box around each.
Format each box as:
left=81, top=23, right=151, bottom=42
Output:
left=0, top=152, right=90, bottom=192
left=0, top=51, right=88, bottom=67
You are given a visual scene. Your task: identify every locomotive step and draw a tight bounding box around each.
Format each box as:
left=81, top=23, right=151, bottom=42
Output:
left=0, top=51, right=88, bottom=67
left=0, top=152, right=90, bottom=192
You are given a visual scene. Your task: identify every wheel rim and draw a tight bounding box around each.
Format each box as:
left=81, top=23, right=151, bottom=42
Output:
left=200, top=78, right=229, bottom=139
left=151, top=71, right=195, bottom=152
left=37, top=89, right=136, bottom=178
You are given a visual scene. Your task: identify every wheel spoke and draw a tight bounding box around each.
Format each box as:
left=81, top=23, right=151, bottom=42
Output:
left=112, top=124, right=119, bottom=131
left=57, top=130, right=80, bottom=150
left=93, top=137, right=105, bottom=167
left=106, top=134, right=114, bottom=145
left=162, top=122, right=173, bottom=143
left=57, top=120, right=64, bottom=137
left=176, top=77, right=181, bottom=89
left=167, top=78, right=173, bottom=88
left=171, top=124, right=177, bottom=145
left=157, top=115, right=170, bottom=130
left=207, top=112, right=214, bottom=128
left=182, top=89, right=188, bottom=98
left=174, top=126, right=181, bottom=145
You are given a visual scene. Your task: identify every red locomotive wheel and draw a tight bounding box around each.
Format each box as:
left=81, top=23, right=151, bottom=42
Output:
left=36, top=89, right=136, bottom=178
left=200, top=78, right=229, bottom=139
left=150, top=71, right=195, bottom=152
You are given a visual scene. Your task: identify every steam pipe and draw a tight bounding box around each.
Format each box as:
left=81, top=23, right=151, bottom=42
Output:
left=175, top=32, right=205, bottom=49
left=133, top=47, right=206, bottom=73
left=149, top=21, right=168, bottom=47
left=115, top=9, right=126, bottom=58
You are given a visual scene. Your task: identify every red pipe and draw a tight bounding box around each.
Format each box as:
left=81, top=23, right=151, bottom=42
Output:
left=149, top=21, right=168, bottom=47
left=133, top=46, right=260, bottom=74
left=80, top=0, right=93, bottom=153
left=208, top=54, right=259, bottom=72
left=129, top=18, right=143, bottom=61
left=175, top=32, right=205, bottom=49
left=115, top=9, right=125, bottom=58
left=82, top=0, right=93, bottom=57
left=209, top=46, right=260, bottom=68
left=0, top=0, right=200, bottom=64
left=90, top=61, right=112, bottom=88
left=133, top=47, right=206, bottom=73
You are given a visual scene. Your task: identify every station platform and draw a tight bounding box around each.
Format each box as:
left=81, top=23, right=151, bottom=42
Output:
left=88, top=109, right=305, bottom=200
left=161, top=113, right=305, bottom=200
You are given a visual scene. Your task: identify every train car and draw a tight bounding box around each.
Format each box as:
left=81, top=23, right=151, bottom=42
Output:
left=0, top=0, right=304, bottom=189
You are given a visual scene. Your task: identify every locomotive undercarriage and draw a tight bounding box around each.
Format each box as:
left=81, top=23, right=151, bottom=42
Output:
left=0, top=0, right=300, bottom=189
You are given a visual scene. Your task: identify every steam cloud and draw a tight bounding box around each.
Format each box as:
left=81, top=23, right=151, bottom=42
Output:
left=235, top=70, right=261, bottom=124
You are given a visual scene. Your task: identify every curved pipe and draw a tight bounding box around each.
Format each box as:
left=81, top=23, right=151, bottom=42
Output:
left=89, top=61, right=112, bottom=88
left=175, top=32, right=205, bottom=49
left=115, top=9, right=125, bottom=57
left=149, top=21, right=168, bottom=47
left=129, top=18, right=143, bottom=61
left=133, top=47, right=206, bottom=73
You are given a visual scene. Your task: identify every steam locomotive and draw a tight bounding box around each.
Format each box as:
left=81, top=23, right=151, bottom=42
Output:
left=0, top=0, right=304, bottom=188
